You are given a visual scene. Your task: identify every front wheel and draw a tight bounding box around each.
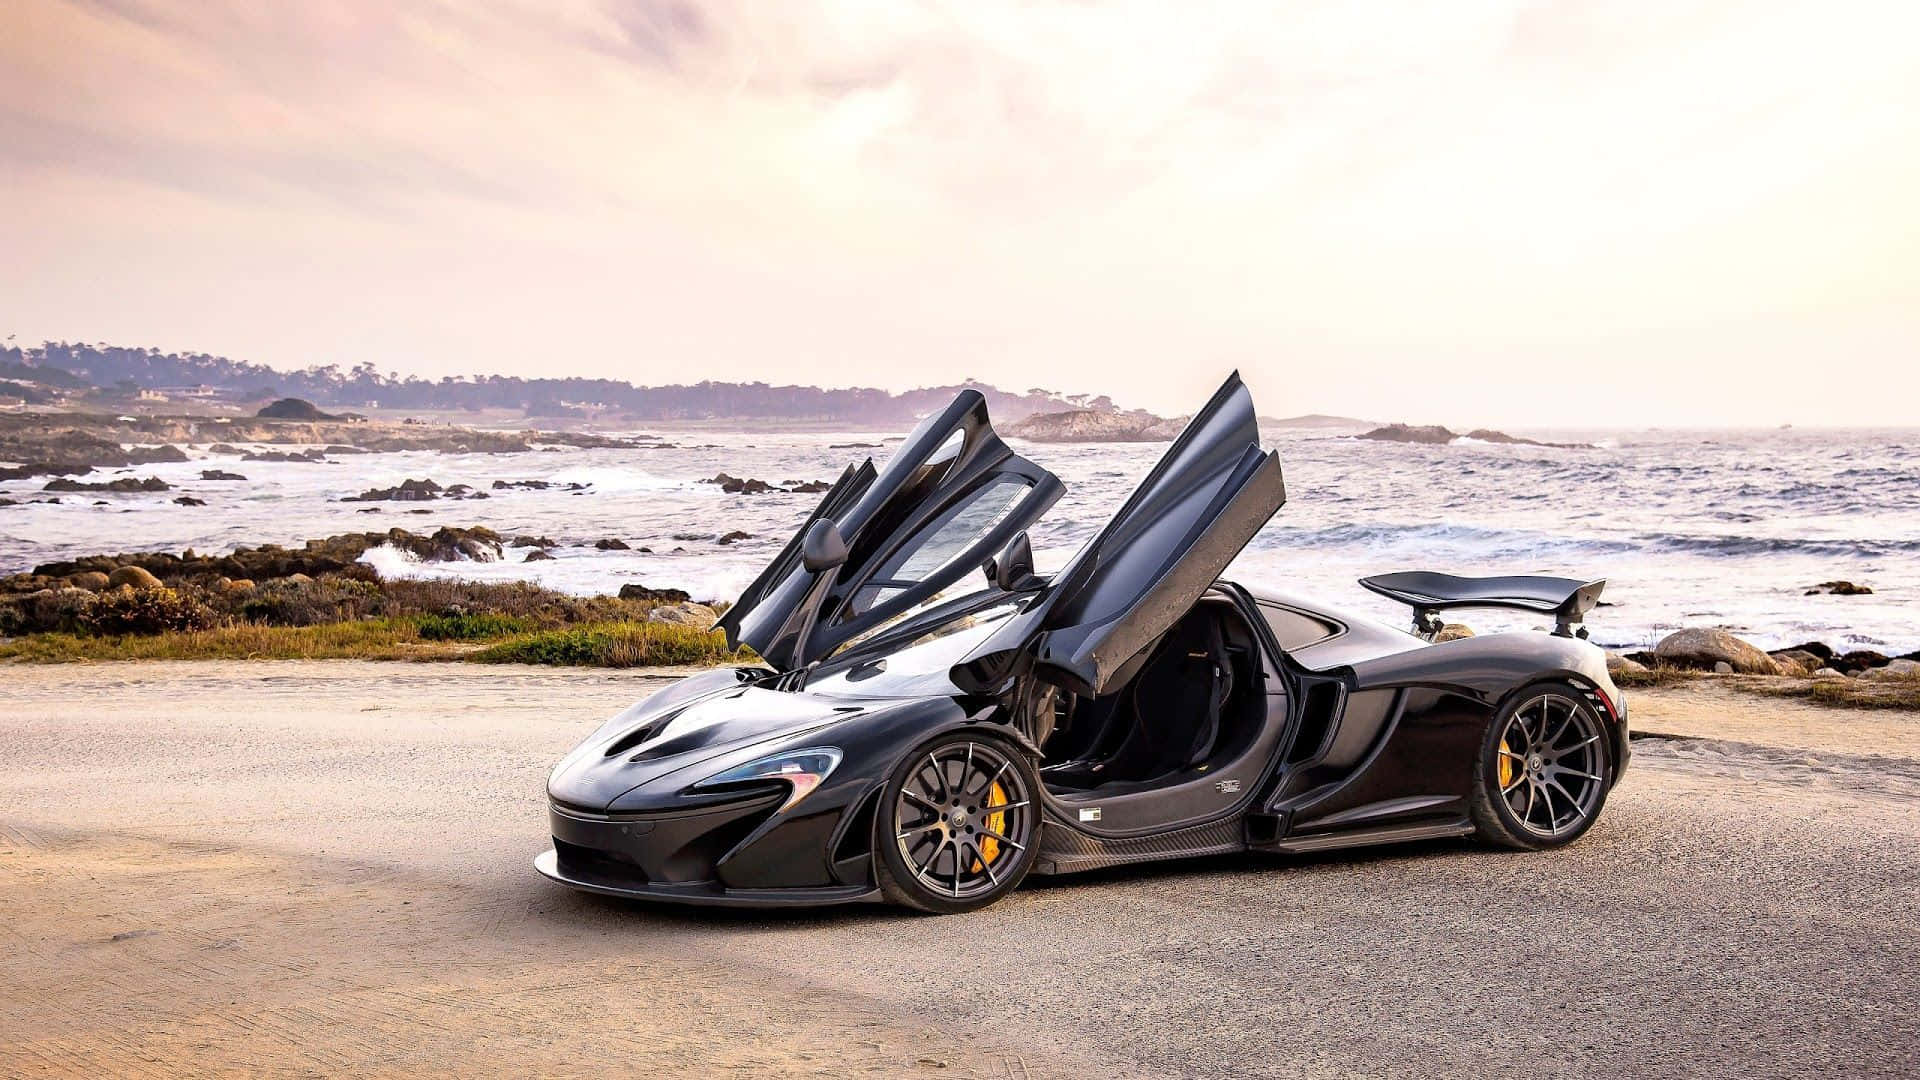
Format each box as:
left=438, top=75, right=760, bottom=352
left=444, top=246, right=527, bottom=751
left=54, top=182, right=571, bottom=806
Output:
left=873, top=732, right=1040, bottom=914
left=1468, top=684, right=1613, bottom=850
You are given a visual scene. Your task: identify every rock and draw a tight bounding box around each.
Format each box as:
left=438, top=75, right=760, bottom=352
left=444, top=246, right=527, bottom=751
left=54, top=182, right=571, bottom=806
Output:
left=1606, top=652, right=1649, bottom=677
left=648, top=600, right=717, bottom=628
left=322, top=445, right=368, bottom=455
left=595, top=538, right=630, bottom=550
left=829, top=442, right=880, bottom=449
left=106, top=565, right=163, bottom=589
left=618, top=583, right=691, bottom=603
left=1811, top=667, right=1845, bottom=679
left=716, top=530, right=753, bottom=546
left=43, top=476, right=171, bottom=493
left=172, top=496, right=207, bottom=506
left=1001, top=409, right=1185, bottom=443
left=1713, top=661, right=1734, bottom=674
left=1433, top=624, right=1474, bottom=642
left=788, top=480, right=831, bottom=494
left=225, top=579, right=256, bottom=593
left=344, top=478, right=442, bottom=502
left=1804, top=581, right=1873, bottom=596
left=522, top=549, right=554, bottom=562
left=67, top=571, right=111, bottom=591
left=255, top=397, right=338, bottom=421
left=125, top=444, right=190, bottom=464
left=285, top=573, right=314, bottom=585
left=703, top=472, right=778, bottom=495
left=1654, top=628, right=1780, bottom=675
left=1859, top=659, right=1920, bottom=682
left=208, top=443, right=242, bottom=454
left=1769, top=648, right=1826, bottom=674
left=199, top=469, right=247, bottom=481
left=1769, top=653, right=1812, bottom=677
left=1357, top=423, right=1457, bottom=445
left=241, top=448, right=329, bottom=463
left=1834, top=650, right=1888, bottom=674
left=509, top=535, right=555, bottom=548
left=356, top=507, right=382, bottom=513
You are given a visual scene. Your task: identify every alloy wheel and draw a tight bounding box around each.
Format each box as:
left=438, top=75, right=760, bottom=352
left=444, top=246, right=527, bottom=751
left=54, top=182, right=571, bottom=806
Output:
left=1494, top=692, right=1606, bottom=840
left=892, top=740, right=1033, bottom=901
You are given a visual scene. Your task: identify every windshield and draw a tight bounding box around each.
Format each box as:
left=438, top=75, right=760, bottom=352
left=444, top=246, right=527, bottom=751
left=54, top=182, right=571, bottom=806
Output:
left=804, top=597, right=1025, bottom=700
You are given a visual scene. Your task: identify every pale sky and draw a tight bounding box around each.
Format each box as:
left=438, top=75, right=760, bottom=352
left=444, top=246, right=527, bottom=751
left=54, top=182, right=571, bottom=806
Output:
left=3, top=1, right=1917, bottom=425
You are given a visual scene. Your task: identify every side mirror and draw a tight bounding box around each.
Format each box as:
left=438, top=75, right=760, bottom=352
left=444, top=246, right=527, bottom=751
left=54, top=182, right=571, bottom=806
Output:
left=801, top=519, right=849, bottom=573
left=982, top=531, right=1035, bottom=591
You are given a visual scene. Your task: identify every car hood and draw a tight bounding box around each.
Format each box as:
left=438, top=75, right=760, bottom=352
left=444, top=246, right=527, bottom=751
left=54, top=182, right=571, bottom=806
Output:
left=548, top=670, right=860, bottom=813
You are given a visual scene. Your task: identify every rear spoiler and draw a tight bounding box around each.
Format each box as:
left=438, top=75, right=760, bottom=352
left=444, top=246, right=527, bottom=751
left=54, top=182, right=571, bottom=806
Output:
left=1358, top=572, right=1605, bottom=640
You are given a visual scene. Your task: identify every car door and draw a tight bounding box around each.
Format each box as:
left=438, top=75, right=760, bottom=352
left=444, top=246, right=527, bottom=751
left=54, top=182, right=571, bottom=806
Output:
left=957, top=371, right=1286, bottom=697
left=717, top=389, right=1063, bottom=672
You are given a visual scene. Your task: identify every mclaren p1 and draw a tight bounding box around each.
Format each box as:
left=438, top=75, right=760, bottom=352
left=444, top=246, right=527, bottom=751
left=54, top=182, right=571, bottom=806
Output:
left=536, top=373, right=1628, bottom=913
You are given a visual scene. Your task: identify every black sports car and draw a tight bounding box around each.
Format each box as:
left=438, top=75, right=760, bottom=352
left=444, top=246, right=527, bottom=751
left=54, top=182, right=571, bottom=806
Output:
left=536, top=373, right=1628, bottom=913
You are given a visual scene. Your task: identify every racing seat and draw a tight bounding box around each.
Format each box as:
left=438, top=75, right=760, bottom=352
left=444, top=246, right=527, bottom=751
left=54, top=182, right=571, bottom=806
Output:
left=1051, top=611, right=1233, bottom=785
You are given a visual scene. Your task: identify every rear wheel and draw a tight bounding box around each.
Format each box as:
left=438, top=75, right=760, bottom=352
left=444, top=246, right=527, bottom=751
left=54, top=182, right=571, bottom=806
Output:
left=874, top=732, right=1040, bottom=914
left=1468, top=684, right=1612, bottom=850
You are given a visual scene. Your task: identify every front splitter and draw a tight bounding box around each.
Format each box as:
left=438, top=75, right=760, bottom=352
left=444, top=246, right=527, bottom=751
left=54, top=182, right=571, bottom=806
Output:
left=534, top=849, right=882, bottom=909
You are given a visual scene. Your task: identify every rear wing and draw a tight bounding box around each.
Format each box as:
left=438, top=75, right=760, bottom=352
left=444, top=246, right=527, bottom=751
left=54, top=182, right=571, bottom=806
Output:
left=1358, top=572, right=1605, bottom=640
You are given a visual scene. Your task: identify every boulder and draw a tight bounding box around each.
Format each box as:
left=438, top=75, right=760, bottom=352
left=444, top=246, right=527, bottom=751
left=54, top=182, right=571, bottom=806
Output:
left=1769, top=653, right=1812, bottom=678
left=1778, top=641, right=1835, bottom=661
left=285, top=573, right=314, bottom=585
left=716, top=531, right=753, bottom=546
left=124, top=444, right=190, bottom=465
left=1357, top=423, right=1457, bottom=445
left=1858, top=659, right=1920, bottom=682
left=595, top=538, right=630, bottom=550
left=648, top=601, right=718, bottom=628
left=67, top=571, right=111, bottom=591
left=343, top=478, right=441, bottom=502
left=510, top=535, right=555, bottom=548
left=173, top=496, right=207, bottom=507
left=1713, top=661, right=1734, bottom=674
left=522, top=549, right=554, bottom=562
left=1811, top=667, right=1845, bottom=679
left=200, top=469, right=248, bottom=481
left=618, top=583, right=691, bottom=604
left=106, top=565, right=163, bottom=590
left=1654, top=628, right=1779, bottom=675
left=1769, top=648, right=1825, bottom=675
left=1804, top=580, right=1872, bottom=596
left=1433, top=624, right=1475, bottom=642
left=788, top=479, right=831, bottom=494
left=1605, top=652, right=1649, bottom=677
left=1834, top=650, right=1888, bottom=674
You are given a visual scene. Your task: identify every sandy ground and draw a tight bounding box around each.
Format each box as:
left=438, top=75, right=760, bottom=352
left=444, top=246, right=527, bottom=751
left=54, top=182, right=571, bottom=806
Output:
left=2, top=662, right=1916, bottom=1078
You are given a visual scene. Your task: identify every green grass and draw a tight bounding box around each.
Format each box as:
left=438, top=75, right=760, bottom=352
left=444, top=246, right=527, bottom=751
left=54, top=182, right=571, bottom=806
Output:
left=470, top=621, right=739, bottom=668
left=412, top=612, right=535, bottom=641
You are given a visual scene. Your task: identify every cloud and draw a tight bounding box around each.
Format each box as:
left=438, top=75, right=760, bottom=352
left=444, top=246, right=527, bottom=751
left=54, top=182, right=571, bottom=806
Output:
left=2, top=0, right=1917, bottom=424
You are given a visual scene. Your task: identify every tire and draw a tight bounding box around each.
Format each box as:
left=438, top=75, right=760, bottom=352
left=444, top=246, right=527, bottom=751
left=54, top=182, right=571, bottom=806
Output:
left=1468, top=682, right=1614, bottom=850
left=873, top=730, right=1041, bottom=914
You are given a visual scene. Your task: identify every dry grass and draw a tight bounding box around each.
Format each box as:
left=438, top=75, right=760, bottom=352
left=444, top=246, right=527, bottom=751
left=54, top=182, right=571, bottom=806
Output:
left=0, top=619, right=464, bottom=662
left=1611, top=663, right=1706, bottom=689
left=1745, top=672, right=1920, bottom=711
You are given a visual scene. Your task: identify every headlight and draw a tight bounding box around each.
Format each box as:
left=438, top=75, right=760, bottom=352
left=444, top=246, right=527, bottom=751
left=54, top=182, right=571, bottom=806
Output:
left=693, top=747, right=843, bottom=812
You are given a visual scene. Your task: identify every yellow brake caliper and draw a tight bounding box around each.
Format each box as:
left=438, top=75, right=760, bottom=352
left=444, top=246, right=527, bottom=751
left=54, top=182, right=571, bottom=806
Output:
left=1498, top=739, right=1515, bottom=789
left=973, top=782, right=1008, bottom=871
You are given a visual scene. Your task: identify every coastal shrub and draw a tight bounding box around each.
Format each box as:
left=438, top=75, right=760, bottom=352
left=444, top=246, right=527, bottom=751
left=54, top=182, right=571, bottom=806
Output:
left=0, top=587, right=96, bottom=636
left=472, top=621, right=735, bottom=668
left=414, top=611, right=534, bottom=640
left=232, top=574, right=381, bottom=626
left=78, top=586, right=218, bottom=635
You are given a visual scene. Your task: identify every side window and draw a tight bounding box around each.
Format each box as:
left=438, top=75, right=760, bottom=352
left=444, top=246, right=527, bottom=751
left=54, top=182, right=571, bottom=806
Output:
left=845, top=475, right=1032, bottom=617
left=1259, top=603, right=1338, bottom=652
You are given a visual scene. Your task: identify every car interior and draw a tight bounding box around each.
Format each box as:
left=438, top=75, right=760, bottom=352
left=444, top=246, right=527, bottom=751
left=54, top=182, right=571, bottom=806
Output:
left=1035, top=595, right=1269, bottom=798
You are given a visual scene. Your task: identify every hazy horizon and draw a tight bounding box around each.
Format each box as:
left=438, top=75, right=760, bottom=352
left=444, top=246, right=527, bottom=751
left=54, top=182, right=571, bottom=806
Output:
left=5, top=1, right=1918, bottom=426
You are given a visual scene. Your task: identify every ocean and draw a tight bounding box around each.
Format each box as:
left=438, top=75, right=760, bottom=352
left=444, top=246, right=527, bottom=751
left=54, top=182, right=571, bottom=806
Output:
left=3, top=424, right=1916, bottom=653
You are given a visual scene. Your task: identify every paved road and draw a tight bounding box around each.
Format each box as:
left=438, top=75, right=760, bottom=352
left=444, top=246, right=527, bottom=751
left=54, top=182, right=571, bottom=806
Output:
left=2, top=662, right=1916, bottom=1078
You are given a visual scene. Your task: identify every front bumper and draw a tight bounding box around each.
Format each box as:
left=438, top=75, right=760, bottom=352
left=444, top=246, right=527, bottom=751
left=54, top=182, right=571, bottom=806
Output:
left=537, top=796, right=880, bottom=908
